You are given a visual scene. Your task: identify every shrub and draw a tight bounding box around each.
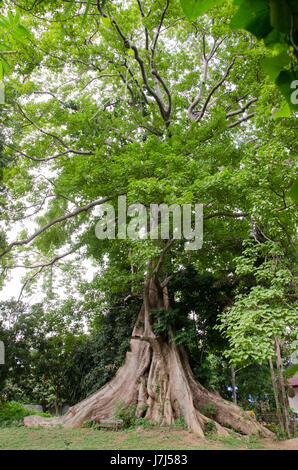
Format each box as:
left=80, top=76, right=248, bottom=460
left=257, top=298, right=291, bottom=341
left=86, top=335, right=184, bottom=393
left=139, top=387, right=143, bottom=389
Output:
left=204, top=420, right=216, bottom=434
left=134, top=417, right=155, bottom=429
left=201, top=401, right=217, bottom=419
left=265, top=422, right=288, bottom=440
left=174, top=413, right=187, bottom=430
left=0, top=400, right=51, bottom=427
left=114, top=401, right=137, bottom=428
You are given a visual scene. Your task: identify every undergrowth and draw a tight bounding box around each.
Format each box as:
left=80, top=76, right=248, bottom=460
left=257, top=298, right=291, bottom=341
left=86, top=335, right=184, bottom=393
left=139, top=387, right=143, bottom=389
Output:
left=0, top=400, right=51, bottom=427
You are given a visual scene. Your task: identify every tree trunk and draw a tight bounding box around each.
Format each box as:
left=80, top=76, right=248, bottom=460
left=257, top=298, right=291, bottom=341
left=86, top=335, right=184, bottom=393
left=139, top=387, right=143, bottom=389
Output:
left=269, top=357, right=284, bottom=432
left=231, top=365, right=237, bottom=405
left=274, top=337, right=292, bottom=437
left=54, top=389, right=59, bottom=417
left=24, top=276, right=272, bottom=437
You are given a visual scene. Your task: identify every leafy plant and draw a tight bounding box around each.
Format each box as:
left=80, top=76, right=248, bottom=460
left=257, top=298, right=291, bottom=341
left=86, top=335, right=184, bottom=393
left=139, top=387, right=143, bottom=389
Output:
left=204, top=420, right=216, bottom=434
left=134, top=417, right=155, bottom=429
left=114, top=401, right=137, bottom=428
left=265, top=422, right=289, bottom=440
left=201, top=401, right=217, bottom=419
left=0, top=400, right=51, bottom=427
left=174, top=412, right=187, bottom=430
left=151, top=307, right=197, bottom=348
left=0, top=11, right=32, bottom=79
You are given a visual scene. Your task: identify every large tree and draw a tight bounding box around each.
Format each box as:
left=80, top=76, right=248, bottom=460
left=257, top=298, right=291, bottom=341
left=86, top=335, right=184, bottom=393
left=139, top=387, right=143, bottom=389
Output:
left=1, top=0, right=296, bottom=436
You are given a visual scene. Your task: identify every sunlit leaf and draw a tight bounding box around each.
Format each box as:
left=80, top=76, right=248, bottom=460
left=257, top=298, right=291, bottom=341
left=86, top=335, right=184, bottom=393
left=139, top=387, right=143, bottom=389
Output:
left=288, top=177, right=298, bottom=204
left=261, top=51, right=290, bottom=82
left=180, top=0, right=224, bottom=20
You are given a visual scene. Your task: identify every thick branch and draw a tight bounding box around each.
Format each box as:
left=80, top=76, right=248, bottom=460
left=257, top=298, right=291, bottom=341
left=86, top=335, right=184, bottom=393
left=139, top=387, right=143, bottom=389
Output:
left=192, top=56, right=242, bottom=123
left=188, top=36, right=227, bottom=120
left=226, top=97, right=257, bottom=118
left=153, top=239, right=174, bottom=276
left=203, top=211, right=249, bottom=220
left=0, top=194, right=118, bottom=259
left=107, top=11, right=170, bottom=127
left=5, top=143, right=71, bottom=162
left=227, top=112, right=256, bottom=129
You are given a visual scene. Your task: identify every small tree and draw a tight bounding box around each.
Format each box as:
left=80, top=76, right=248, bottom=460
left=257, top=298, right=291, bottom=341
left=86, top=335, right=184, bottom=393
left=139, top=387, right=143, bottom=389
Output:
left=218, top=240, right=298, bottom=437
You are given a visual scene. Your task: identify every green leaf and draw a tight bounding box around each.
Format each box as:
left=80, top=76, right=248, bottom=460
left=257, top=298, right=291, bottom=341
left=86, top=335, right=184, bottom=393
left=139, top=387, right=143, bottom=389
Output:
left=263, top=29, right=287, bottom=51
left=101, top=17, right=111, bottom=28
left=284, top=363, right=298, bottom=378
left=82, top=0, right=92, bottom=26
left=262, top=51, right=290, bottom=82
left=63, top=0, right=76, bottom=19
left=288, top=177, right=298, bottom=204
left=0, top=42, right=10, bottom=51
left=0, top=16, right=10, bottom=28
left=13, top=24, right=32, bottom=39
left=230, top=0, right=272, bottom=40
left=7, top=11, right=14, bottom=25
left=14, top=10, right=20, bottom=25
left=273, top=100, right=291, bottom=120
left=180, top=0, right=224, bottom=20
left=269, top=0, right=291, bottom=34
left=0, top=56, right=10, bottom=78
left=275, top=70, right=298, bottom=109
left=15, top=24, right=32, bottom=39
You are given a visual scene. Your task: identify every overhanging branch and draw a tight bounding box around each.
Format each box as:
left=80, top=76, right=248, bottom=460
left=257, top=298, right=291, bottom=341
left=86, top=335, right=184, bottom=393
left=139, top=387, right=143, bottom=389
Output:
left=0, top=194, right=119, bottom=259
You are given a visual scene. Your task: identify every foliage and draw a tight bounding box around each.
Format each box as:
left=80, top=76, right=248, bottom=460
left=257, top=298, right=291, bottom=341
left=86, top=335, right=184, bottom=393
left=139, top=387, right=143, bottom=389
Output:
left=0, top=400, right=51, bottom=427
left=203, top=419, right=216, bottom=434
left=173, top=412, right=187, bottom=430
left=285, top=363, right=298, bottom=378
left=180, top=0, right=298, bottom=200
left=217, top=241, right=297, bottom=366
left=114, top=400, right=137, bottom=428
left=0, top=10, right=32, bottom=79
left=64, top=290, right=140, bottom=403
left=0, top=299, right=86, bottom=410
left=265, top=422, right=289, bottom=440
left=181, top=0, right=298, bottom=109
left=200, top=401, right=217, bottom=419
left=151, top=306, right=198, bottom=349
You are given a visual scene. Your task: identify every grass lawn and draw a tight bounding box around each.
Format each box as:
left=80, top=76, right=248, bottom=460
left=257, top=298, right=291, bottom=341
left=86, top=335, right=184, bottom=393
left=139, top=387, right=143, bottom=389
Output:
left=0, top=426, right=292, bottom=450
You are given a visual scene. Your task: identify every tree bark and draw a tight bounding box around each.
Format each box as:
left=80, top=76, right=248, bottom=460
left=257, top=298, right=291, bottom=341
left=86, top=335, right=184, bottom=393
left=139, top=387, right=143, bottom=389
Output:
left=269, top=357, right=284, bottom=432
left=54, top=389, right=59, bottom=417
left=274, top=337, right=292, bottom=437
left=24, top=276, right=273, bottom=437
left=231, top=365, right=237, bottom=405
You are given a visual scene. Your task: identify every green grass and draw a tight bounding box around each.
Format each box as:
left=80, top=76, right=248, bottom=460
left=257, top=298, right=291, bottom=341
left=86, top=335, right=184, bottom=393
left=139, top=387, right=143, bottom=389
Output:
left=0, top=426, right=271, bottom=450
left=204, top=431, right=265, bottom=449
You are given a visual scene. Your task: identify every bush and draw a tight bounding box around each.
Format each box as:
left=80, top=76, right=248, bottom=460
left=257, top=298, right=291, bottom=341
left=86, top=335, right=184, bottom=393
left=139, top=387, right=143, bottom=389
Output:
left=0, top=400, right=51, bottom=427
left=265, top=422, right=289, bottom=440
left=174, top=413, right=187, bottom=430
left=204, top=420, right=217, bottom=434
left=134, top=417, right=156, bottom=429
left=114, top=401, right=137, bottom=428
left=201, top=401, right=217, bottom=419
